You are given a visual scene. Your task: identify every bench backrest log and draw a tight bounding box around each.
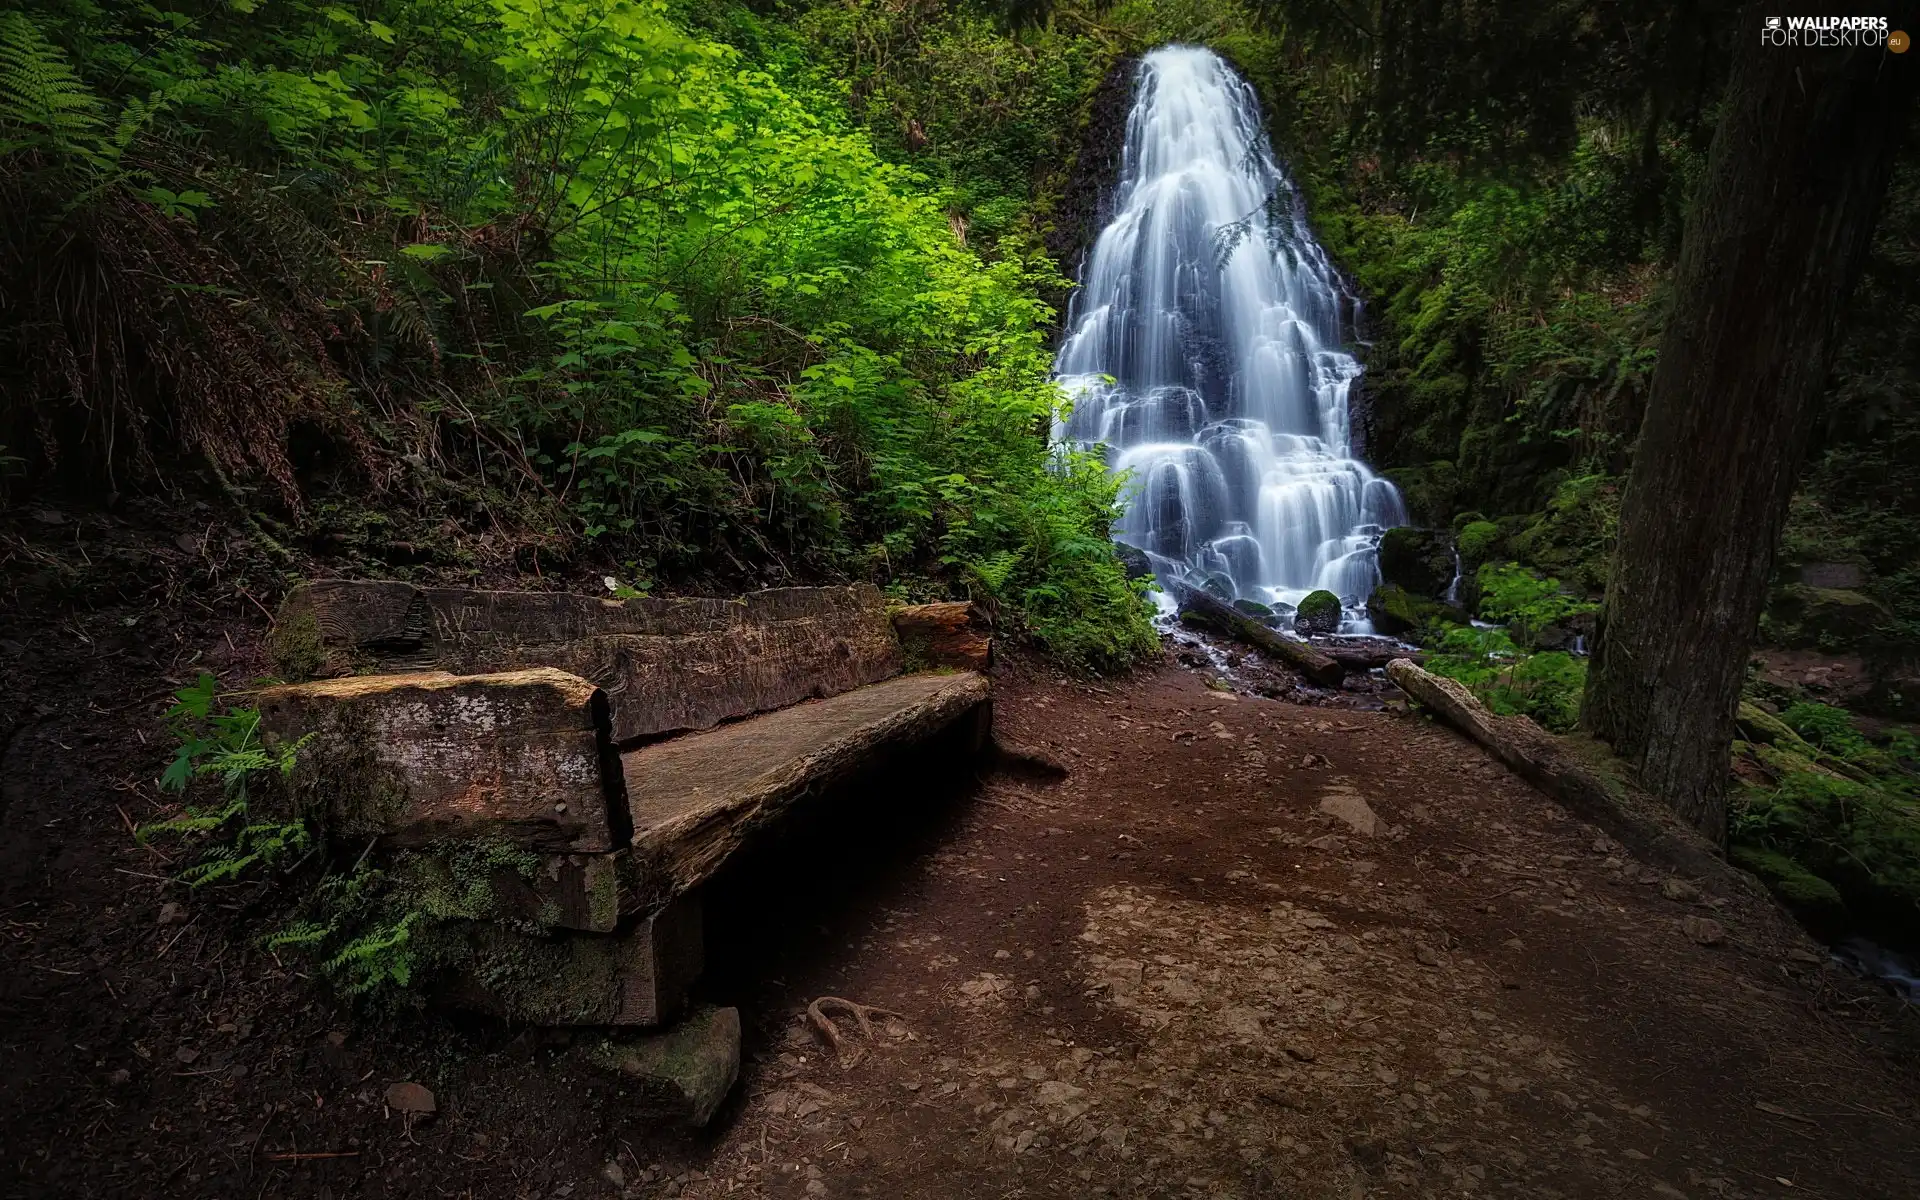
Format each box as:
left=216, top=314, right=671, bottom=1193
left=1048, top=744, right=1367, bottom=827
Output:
left=272, top=581, right=906, bottom=744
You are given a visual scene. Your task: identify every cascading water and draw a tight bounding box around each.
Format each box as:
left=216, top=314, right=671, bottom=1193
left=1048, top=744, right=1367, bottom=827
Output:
left=1055, top=46, right=1405, bottom=629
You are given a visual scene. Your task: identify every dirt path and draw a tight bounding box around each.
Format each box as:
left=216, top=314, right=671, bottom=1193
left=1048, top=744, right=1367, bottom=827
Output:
left=678, top=660, right=1920, bottom=1200
left=4, top=614, right=1919, bottom=1198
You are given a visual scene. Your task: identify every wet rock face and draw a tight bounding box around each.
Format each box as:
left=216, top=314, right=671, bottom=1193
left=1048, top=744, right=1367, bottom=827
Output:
left=1378, top=526, right=1455, bottom=599
left=1112, top=541, right=1154, bottom=582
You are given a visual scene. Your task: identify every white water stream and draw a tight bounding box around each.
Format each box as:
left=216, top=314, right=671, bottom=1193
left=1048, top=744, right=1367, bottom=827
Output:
left=1055, top=46, right=1404, bottom=627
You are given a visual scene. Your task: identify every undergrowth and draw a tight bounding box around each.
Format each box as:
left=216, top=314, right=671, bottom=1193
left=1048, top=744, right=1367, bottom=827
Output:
left=141, top=675, right=431, bottom=1004
left=1729, top=700, right=1920, bottom=940
left=1, top=0, right=1157, bottom=671
left=1420, top=562, right=1594, bottom=732
left=138, top=674, right=311, bottom=886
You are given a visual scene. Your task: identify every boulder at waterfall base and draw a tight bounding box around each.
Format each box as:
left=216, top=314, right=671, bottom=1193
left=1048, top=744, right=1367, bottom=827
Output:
left=1294, top=590, right=1343, bottom=635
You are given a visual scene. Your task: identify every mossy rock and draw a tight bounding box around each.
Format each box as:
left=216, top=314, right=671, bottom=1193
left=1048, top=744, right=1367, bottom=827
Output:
left=1294, top=589, right=1343, bottom=635
left=1729, top=843, right=1846, bottom=922
left=1760, top=583, right=1892, bottom=650
left=1232, top=598, right=1275, bottom=620
left=1456, top=520, right=1501, bottom=566
left=1377, top=526, right=1454, bottom=598
left=1503, top=474, right=1620, bottom=595
left=1731, top=755, right=1920, bottom=937
left=1366, top=584, right=1465, bottom=638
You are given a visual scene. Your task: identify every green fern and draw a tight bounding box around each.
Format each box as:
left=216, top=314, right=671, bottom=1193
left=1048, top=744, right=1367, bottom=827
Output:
left=139, top=673, right=312, bottom=887
left=0, top=12, right=106, bottom=165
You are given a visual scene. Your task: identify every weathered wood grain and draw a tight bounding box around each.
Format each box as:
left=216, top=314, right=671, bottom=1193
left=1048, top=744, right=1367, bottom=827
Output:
left=890, top=601, right=993, bottom=672
left=1322, top=645, right=1426, bottom=672
left=271, top=581, right=906, bottom=741
left=623, top=671, right=991, bottom=911
left=257, top=668, right=626, bottom=853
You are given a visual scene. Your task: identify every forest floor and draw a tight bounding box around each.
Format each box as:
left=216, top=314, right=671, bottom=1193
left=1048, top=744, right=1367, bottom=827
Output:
left=4, top=559, right=1920, bottom=1199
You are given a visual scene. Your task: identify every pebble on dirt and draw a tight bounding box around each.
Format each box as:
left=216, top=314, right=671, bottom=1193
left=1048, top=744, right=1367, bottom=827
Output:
left=385, top=1081, right=437, bottom=1114
left=1682, top=915, right=1727, bottom=946
left=1661, top=877, right=1703, bottom=903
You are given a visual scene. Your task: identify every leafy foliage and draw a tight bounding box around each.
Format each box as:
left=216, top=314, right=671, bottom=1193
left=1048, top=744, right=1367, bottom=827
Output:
left=1, top=0, right=1156, bottom=669
left=269, top=866, right=435, bottom=1000
left=1424, top=624, right=1587, bottom=733
left=1473, top=562, right=1595, bottom=645
left=1730, top=740, right=1920, bottom=934
left=138, top=674, right=310, bottom=888
left=1417, top=561, right=1594, bottom=732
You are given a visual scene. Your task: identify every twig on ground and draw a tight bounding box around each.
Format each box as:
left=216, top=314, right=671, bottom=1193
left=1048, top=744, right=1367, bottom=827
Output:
left=806, top=996, right=904, bottom=1068
left=264, top=1151, right=359, bottom=1161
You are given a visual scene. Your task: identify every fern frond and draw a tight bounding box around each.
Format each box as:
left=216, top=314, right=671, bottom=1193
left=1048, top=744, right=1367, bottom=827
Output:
left=0, top=12, right=107, bottom=166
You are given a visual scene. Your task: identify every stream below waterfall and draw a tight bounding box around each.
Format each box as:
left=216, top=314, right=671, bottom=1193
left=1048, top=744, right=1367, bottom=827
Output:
left=1055, top=45, right=1404, bottom=631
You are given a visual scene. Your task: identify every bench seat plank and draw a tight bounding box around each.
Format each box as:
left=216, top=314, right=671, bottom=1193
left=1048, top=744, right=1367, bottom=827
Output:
left=622, top=671, right=990, bottom=906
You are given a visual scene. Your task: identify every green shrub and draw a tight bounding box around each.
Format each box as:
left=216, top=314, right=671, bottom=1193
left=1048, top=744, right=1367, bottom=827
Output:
left=1780, top=702, right=1873, bottom=762
left=1, top=0, right=1155, bottom=673
left=1730, top=749, right=1920, bottom=932
left=1474, top=561, right=1595, bottom=641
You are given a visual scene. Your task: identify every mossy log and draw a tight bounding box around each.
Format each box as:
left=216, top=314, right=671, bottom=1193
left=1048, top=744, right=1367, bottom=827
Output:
left=890, top=601, right=992, bottom=671
left=1385, top=659, right=1729, bottom=880
left=257, top=668, right=626, bottom=853
left=1321, top=645, right=1427, bottom=672
left=1173, top=585, right=1345, bottom=686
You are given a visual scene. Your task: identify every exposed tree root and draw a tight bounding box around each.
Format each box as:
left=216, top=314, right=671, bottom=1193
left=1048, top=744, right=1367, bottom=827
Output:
left=806, top=996, right=903, bottom=1068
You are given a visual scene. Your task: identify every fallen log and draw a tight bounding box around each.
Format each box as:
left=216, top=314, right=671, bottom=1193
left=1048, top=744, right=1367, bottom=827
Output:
left=1172, top=586, right=1345, bottom=686
left=1322, top=645, right=1426, bottom=672
left=1384, top=659, right=1730, bottom=881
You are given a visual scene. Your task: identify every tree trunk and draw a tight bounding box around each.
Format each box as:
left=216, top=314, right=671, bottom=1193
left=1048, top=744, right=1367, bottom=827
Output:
left=1582, top=6, right=1915, bottom=842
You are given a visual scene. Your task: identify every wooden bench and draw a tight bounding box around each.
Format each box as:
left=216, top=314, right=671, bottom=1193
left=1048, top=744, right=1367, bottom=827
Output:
left=259, top=582, right=992, bottom=1028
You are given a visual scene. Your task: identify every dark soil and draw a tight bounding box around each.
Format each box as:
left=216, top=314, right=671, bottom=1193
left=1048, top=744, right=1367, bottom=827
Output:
left=4, top=503, right=1919, bottom=1200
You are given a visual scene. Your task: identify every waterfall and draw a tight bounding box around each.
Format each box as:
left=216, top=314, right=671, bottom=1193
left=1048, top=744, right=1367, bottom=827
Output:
left=1055, top=46, right=1405, bottom=629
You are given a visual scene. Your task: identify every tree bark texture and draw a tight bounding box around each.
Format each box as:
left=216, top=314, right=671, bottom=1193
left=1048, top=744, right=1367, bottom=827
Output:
left=1582, top=7, right=1915, bottom=842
